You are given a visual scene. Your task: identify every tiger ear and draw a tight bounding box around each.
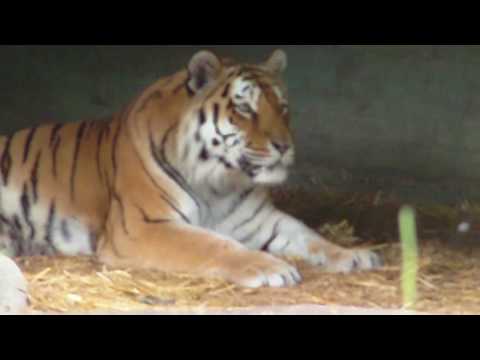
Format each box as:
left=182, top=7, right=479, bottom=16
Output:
left=187, top=51, right=223, bottom=93
left=263, top=49, right=288, bottom=75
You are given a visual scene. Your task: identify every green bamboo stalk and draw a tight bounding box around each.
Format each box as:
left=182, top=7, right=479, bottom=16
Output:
left=399, top=206, right=419, bottom=310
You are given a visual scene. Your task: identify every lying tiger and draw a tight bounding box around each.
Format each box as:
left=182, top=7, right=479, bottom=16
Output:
left=0, top=50, right=381, bottom=311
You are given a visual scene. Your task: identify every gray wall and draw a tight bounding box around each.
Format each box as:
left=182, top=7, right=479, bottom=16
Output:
left=1, top=45, right=479, bottom=202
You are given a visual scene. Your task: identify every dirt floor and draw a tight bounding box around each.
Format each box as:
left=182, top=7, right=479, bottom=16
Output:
left=15, top=187, right=480, bottom=315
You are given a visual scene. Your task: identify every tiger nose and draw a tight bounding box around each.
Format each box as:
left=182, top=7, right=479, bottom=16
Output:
left=272, top=141, right=291, bottom=155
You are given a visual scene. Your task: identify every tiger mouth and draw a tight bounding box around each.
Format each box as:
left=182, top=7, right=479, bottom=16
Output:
left=238, top=157, right=262, bottom=177
left=238, top=157, right=286, bottom=177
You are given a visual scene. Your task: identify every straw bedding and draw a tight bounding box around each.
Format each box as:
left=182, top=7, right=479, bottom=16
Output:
left=15, top=188, right=480, bottom=315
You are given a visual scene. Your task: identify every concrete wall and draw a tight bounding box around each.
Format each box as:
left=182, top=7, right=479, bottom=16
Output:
left=1, top=45, right=479, bottom=201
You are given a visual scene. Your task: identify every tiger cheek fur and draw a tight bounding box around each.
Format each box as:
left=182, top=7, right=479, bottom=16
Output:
left=0, top=49, right=381, bottom=302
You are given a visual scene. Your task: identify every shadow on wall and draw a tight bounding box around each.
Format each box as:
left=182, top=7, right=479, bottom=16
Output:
left=0, top=45, right=479, bottom=202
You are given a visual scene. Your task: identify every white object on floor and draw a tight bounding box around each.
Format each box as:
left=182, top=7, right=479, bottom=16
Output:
left=0, top=254, right=28, bottom=314
left=458, top=222, right=471, bottom=234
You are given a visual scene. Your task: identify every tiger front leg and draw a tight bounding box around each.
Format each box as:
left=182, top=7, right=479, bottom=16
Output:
left=234, top=210, right=382, bottom=273
left=272, top=214, right=382, bottom=273
left=97, top=218, right=302, bottom=289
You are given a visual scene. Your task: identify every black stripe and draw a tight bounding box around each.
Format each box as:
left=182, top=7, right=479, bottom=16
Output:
left=23, top=126, right=38, bottom=164
left=242, top=75, right=259, bottom=82
left=30, top=151, right=41, bottom=203
left=199, top=147, right=210, bottom=161
left=219, top=156, right=233, bottom=169
left=70, top=122, right=87, bottom=201
left=261, top=220, right=281, bottom=252
left=120, top=126, right=193, bottom=225
left=211, top=103, right=237, bottom=141
left=209, top=185, right=222, bottom=197
left=117, top=122, right=192, bottom=224
left=20, top=184, right=30, bottom=219
left=51, top=137, right=61, bottom=178
left=162, top=198, right=190, bottom=223
left=49, top=123, right=64, bottom=179
left=49, top=123, right=64, bottom=147
left=112, top=191, right=129, bottom=235
left=238, top=208, right=277, bottom=245
left=0, top=214, right=10, bottom=226
left=225, top=188, right=254, bottom=219
left=85, top=121, right=97, bottom=135
left=238, top=222, right=264, bottom=244
left=1, top=134, right=13, bottom=185
left=233, top=196, right=269, bottom=232
left=44, top=201, right=56, bottom=245
left=9, top=233, right=22, bottom=256
left=173, top=74, right=194, bottom=96
left=194, top=131, right=201, bottom=142
left=213, top=103, right=219, bottom=122
left=221, top=84, right=230, bottom=98
left=199, top=109, right=206, bottom=125
left=61, top=219, right=72, bottom=242
left=111, top=120, right=123, bottom=176
left=173, top=80, right=186, bottom=94
left=277, top=240, right=292, bottom=254
left=137, top=206, right=170, bottom=224
left=242, top=84, right=251, bottom=93
left=150, top=124, right=202, bottom=212
left=139, top=160, right=191, bottom=224
left=96, top=125, right=106, bottom=182
left=12, top=215, right=23, bottom=233
left=102, top=122, right=111, bottom=138
left=12, top=215, right=24, bottom=254
left=89, top=230, right=98, bottom=253
left=212, top=103, right=223, bottom=138
left=20, top=183, right=35, bottom=241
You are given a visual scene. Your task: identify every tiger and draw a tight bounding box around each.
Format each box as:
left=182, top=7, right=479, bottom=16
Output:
left=0, top=49, right=381, bottom=311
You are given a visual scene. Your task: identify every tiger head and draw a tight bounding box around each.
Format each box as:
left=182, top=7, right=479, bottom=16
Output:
left=134, top=50, right=294, bottom=191
left=182, top=50, right=294, bottom=187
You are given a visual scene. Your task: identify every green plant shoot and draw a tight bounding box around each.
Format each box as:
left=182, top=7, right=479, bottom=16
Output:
left=399, top=206, right=419, bottom=309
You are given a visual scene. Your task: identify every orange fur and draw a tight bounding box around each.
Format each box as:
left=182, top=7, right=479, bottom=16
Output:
left=0, top=50, right=301, bottom=286
left=0, top=50, right=381, bottom=288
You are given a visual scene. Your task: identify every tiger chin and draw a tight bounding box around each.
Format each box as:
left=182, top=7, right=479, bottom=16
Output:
left=0, top=49, right=381, bottom=300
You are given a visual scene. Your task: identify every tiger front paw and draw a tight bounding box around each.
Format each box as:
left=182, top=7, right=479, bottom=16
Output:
left=324, top=248, right=382, bottom=273
left=215, top=250, right=303, bottom=289
left=307, top=241, right=382, bottom=273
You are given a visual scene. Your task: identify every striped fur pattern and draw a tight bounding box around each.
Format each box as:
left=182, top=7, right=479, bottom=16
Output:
left=0, top=50, right=381, bottom=289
